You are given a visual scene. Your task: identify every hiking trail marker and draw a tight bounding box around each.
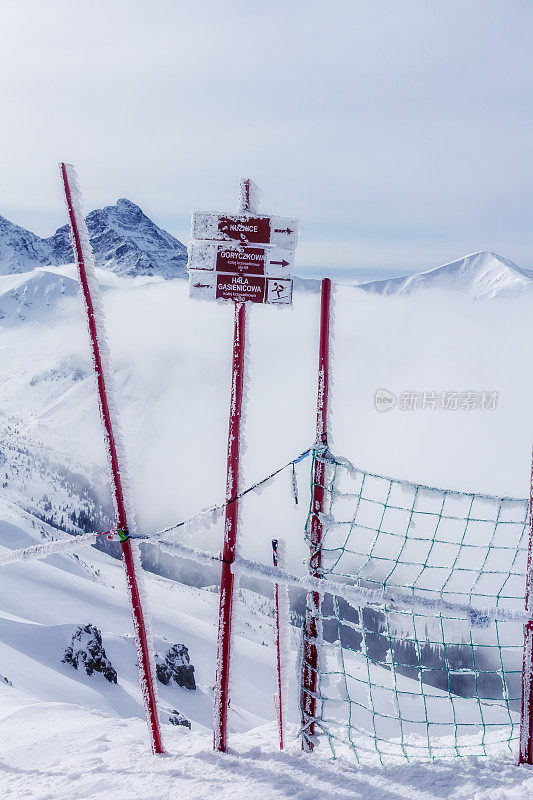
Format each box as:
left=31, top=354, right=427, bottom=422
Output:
left=188, top=180, right=298, bottom=752
left=192, top=211, right=298, bottom=248
left=188, top=198, right=298, bottom=307
left=188, top=241, right=293, bottom=276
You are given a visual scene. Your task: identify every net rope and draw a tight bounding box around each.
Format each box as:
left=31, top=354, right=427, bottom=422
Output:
left=301, top=448, right=529, bottom=764
left=2, top=444, right=529, bottom=765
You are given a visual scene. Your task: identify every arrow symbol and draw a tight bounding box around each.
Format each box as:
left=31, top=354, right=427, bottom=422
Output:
left=270, top=259, right=290, bottom=268
left=274, top=228, right=293, bottom=235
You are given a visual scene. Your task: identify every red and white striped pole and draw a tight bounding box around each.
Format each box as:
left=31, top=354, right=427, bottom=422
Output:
left=519, top=445, right=533, bottom=764
left=213, top=179, right=256, bottom=752
left=60, top=163, right=163, bottom=755
left=301, top=277, right=331, bottom=752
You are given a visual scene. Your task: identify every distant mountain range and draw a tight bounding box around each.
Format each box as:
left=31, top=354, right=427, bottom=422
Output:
left=0, top=199, right=188, bottom=279
left=0, top=201, right=531, bottom=303
left=357, top=251, right=533, bottom=300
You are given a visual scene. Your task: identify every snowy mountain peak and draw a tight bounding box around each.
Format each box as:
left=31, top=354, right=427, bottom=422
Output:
left=116, top=197, right=140, bottom=210
left=0, top=269, right=79, bottom=325
left=47, top=198, right=188, bottom=279
left=358, top=251, right=533, bottom=299
left=0, top=215, right=52, bottom=276
left=0, top=200, right=188, bottom=280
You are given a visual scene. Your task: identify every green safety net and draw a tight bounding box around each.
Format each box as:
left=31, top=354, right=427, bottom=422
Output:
left=301, top=449, right=529, bottom=764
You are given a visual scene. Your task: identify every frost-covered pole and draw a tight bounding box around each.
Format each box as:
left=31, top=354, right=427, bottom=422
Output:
left=301, top=277, right=331, bottom=752
left=272, top=539, right=289, bottom=750
left=59, top=163, right=163, bottom=755
left=519, top=445, right=533, bottom=764
left=213, top=178, right=255, bottom=751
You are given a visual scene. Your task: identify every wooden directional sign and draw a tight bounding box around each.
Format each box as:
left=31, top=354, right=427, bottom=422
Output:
left=188, top=242, right=293, bottom=277
left=189, top=270, right=293, bottom=305
left=192, top=212, right=298, bottom=249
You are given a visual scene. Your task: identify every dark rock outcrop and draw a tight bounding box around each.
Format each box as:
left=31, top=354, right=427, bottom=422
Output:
left=156, top=644, right=195, bottom=690
left=62, top=624, right=117, bottom=683
left=168, top=709, right=191, bottom=729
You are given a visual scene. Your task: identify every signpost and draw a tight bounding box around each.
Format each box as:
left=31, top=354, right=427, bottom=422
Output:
left=188, top=242, right=293, bottom=276
left=192, top=211, right=298, bottom=249
left=188, top=180, right=298, bottom=752
left=190, top=272, right=293, bottom=305
left=189, top=209, right=297, bottom=308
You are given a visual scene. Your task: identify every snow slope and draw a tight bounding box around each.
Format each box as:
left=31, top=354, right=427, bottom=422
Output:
left=0, top=496, right=529, bottom=799
left=358, top=251, right=533, bottom=299
left=0, top=494, right=288, bottom=732
left=0, top=268, right=79, bottom=324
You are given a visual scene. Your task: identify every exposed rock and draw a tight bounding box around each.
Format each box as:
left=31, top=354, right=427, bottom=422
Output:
left=168, top=710, right=191, bottom=729
left=62, top=624, right=117, bottom=683
left=156, top=644, right=196, bottom=690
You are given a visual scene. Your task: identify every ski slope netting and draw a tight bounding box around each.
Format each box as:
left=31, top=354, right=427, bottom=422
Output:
left=2, top=445, right=530, bottom=765
left=302, top=450, right=529, bottom=764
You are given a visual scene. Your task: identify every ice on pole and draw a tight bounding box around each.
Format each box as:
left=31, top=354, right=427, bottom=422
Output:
left=59, top=163, right=163, bottom=755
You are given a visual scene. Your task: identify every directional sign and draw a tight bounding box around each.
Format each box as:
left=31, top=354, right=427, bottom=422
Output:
left=192, top=212, right=298, bottom=249
left=189, top=270, right=293, bottom=305
left=188, top=242, right=293, bottom=277
left=217, top=274, right=266, bottom=303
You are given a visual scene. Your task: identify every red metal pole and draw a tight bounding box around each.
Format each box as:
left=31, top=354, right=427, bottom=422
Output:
left=60, top=163, right=163, bottom=755
left=272, top=539, right=284, bottom=750
left=519, top=445, right=533, bottom=764
left=214, top=179, right=253, bottom=751
left=301, top=277, right=331, bottom=752
left=213, top=299, right=246, bottom=751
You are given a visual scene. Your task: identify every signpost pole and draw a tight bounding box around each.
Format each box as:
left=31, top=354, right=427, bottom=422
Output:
left=213, top=179, right=254, bottom=752
left=190, top=178, right=296, bottom=751
left=301, top=277, right=331, bottom=752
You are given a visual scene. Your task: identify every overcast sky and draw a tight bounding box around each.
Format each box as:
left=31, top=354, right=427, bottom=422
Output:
left=1, top=1, right=532, bottom=275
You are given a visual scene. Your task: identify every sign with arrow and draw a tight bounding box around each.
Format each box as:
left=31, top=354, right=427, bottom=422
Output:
left=189, top=271, right=293, bottom=305
left=188, top=242, right=293, bottom=277
left=192, top=211, right=298, bottom=249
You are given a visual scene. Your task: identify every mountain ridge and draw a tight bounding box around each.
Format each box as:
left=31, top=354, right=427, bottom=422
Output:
left=0, top=199, right=188, bottom=279
left=1, top=202, right=531, bottom=300
left=357, top=251, right=533, bottom=299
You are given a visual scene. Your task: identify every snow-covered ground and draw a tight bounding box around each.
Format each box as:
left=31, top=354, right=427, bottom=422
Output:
left=6, top=491, right=522, bottom=799
left=2, top=705, right=533, bottom=800
left=0, top=495, right=291, bottom=732
left=0, top=501, right=530, bottom=799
